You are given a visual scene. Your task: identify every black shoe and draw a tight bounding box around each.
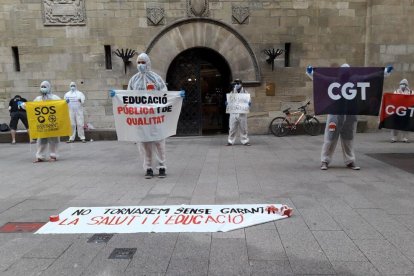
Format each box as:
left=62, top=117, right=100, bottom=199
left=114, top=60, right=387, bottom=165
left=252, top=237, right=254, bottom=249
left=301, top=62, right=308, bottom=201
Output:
left=346, top=162, right=360, bottom=170
left=243, top=142, right=251, bottom=146
left=145, top=169, right=153, bottom=179
left=158, top=168, right=166, bottom=178
left=226, top=142, right=233, bottom=146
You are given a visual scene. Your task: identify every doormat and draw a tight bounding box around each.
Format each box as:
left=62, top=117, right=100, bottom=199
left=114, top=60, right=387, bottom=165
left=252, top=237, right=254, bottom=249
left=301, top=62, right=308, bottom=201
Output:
left=0, top=222, right=46, bottom=233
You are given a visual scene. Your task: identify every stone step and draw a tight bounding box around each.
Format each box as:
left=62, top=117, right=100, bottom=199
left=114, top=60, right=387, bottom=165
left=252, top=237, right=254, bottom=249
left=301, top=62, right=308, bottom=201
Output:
left=0, top=121, right=368, bottom=143
left=268, top=120, right=368, bottom=136
left=0, top=129, right=117, bottom=143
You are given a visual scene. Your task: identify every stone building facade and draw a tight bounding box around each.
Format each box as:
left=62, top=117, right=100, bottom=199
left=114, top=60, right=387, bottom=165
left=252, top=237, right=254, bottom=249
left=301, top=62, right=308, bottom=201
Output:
left=0, top=0, right=413, bottom=134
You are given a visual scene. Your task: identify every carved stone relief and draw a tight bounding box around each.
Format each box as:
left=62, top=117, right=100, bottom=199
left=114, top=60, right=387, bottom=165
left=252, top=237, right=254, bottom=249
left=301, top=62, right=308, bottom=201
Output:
left=147, top=7, right=165, bottom=26
left=42, top=0, right=86, bottom=26
left=232, top=6, right=249, bottom=24
left=187, top=0, right=209, bottom=17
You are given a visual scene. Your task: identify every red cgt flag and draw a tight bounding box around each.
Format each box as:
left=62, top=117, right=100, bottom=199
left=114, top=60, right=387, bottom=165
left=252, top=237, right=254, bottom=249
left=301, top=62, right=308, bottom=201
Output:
left=379, top=93, right=414, bottom=131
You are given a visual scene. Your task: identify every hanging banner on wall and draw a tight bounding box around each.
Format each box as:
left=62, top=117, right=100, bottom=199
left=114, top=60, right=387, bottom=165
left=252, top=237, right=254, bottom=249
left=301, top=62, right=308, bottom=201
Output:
left=35, top=204, right=293, bottom=234
left=112, top=90, right=183, bottom=142
left=379, top=93, right=414, bottom=131
left=226, top=93, right=251, bottom=114
left=313, top=67, right=384, bottom=115
left=26, top=100, right=71, bottom=139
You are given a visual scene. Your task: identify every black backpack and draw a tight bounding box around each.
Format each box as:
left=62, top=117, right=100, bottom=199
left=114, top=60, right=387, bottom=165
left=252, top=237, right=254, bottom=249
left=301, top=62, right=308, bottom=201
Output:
left=0, top=123, right=10, bottom=132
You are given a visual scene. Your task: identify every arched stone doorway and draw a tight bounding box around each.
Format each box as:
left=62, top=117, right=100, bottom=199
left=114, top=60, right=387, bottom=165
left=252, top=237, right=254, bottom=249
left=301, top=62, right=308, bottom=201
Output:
left=146, top=18, right=261, bottom=85
left=167, top=47, right=232, bottom=136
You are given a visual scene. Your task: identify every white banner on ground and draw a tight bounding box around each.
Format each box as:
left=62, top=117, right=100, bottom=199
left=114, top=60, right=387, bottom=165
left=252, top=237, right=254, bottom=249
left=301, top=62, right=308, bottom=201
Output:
left=112, top=90, right=183, bottom=142
left=226, top=93, right=250, bottom=114
left=35, top=204, right=292, bottom=234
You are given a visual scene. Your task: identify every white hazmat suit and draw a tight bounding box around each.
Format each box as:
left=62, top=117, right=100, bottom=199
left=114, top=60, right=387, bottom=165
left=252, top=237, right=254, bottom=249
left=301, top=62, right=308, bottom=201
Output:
left=128, top=53, right=168, bottom=177
left=307, top=63, right=392, bottom=170
left=227, top=83, right=250, bottom=145
left=391, top=79, right=412, bottom=142
left=307, top=64, right=359, bottom=170
left=34, top=81, right=61, bottom=162
left=321, top=114, right=358, bottom=167
left=64, top=82, right=86, bottom=142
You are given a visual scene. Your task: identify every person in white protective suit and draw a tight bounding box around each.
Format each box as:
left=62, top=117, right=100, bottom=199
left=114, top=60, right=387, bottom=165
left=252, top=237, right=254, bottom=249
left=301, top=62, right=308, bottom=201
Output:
left=33, top=81, right=62, bottom=163
left=64, top=82, right=86, bottom=143
left=113, top=53, right=168, bottom=179
left=306, top=63, right=393, bottom=170
left=390, top=79, right=412, bottom=143
left=227, top=79, right=251, bottom=146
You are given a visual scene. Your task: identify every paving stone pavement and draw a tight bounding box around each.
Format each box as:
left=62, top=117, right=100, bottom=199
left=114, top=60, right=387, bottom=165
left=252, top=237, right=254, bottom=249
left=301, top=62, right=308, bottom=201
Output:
left=1, top=131, right=414, bottom=276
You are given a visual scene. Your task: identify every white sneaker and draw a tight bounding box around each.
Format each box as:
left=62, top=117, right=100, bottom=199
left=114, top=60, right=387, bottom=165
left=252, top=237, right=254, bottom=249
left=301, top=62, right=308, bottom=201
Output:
left=321, top=162, right=328, bottom=170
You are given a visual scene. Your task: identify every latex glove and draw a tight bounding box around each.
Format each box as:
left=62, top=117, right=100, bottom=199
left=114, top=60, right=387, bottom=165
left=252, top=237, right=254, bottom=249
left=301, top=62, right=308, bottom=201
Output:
left=225, top=101, right=228, bottom=106
left=78, top=99, right=82, bottom=103
left=386, top=65, right=393, bottom=73
left=179, top=90, right=185, bottom=98
left=109, top=90, right=116, bottom=98
left=17, top=101, right=23, bottom=108
left=306, top=65, right=313, bottom=74
left=248, top=101, right=252, bottom=107
left=65, top=98, right=70, bottom=103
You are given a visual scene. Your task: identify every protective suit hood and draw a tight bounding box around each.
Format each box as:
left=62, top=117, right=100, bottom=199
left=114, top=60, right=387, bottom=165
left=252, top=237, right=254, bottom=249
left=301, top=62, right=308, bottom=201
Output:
left=40, top=81, right=51, bottom=94
left=137, top=53, right=152, bottom=71
left=400, top=79, right=409, bottom=86
left=127, top=53, right=167, bottom=91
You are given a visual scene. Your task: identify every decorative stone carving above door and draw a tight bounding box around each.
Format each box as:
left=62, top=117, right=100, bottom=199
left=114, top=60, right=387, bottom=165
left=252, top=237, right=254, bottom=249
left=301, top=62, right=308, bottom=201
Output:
left=187, top=0, right=209, bottom=17
left=232, top=6, right=249, bottom=25
left=147, top=7, right=165, bottom=26
left=42, top=0, right=86, bottom=26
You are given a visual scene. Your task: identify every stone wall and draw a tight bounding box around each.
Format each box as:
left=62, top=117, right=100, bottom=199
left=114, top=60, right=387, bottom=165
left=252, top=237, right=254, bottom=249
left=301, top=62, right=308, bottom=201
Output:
left=0, top=0, right=413, bottom=133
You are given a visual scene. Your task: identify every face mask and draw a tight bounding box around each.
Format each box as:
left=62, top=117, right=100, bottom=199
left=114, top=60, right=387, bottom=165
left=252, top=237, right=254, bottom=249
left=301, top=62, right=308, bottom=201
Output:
left=400, top=84, right=407, bottom=90
left=235, top=84, right=242, bottom=90
left=138, top=63, right=147, bottom=73
left=40, top=88, right=49, bottom=94
left=70, top=86, right=76, bottom=92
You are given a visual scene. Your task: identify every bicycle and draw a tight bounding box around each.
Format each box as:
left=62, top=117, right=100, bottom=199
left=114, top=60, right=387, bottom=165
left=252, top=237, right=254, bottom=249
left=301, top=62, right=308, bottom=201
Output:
left=269, top=101, right=321, bottom=137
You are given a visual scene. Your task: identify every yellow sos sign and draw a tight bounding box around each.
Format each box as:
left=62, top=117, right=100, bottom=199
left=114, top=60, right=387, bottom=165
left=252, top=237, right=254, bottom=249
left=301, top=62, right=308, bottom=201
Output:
left=26, top=100, right=71, bottom=139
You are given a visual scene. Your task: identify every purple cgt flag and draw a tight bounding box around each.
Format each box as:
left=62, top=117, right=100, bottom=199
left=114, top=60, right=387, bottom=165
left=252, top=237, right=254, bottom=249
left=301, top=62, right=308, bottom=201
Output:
left=313, top=67, right=384, bottom=115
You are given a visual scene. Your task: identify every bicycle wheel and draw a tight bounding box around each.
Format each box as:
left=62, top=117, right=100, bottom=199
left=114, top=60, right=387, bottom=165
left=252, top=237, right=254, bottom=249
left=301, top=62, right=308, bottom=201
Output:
left=303, top=116, right=321, bottom=136
left=269, top=117, right=291, bottom=137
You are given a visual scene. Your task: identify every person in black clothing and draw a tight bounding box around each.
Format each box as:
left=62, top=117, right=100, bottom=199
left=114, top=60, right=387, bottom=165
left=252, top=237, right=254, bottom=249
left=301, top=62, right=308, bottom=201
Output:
left=8, top=95, right=29, bottom=144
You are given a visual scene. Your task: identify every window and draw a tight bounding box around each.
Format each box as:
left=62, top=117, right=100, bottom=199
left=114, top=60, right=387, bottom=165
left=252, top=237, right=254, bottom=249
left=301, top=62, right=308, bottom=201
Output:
left=104, top=45, right=112, bottom=70
left=12, top=46, right=20, bottom=72
left=284, top=43, right=291, bottom=67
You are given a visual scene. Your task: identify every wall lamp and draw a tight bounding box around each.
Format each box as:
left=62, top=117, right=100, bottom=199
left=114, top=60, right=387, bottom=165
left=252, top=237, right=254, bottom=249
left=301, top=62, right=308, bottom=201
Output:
left=264, top=48, right=284, bottom=71
left=114, top=48, right=136, bottom=74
